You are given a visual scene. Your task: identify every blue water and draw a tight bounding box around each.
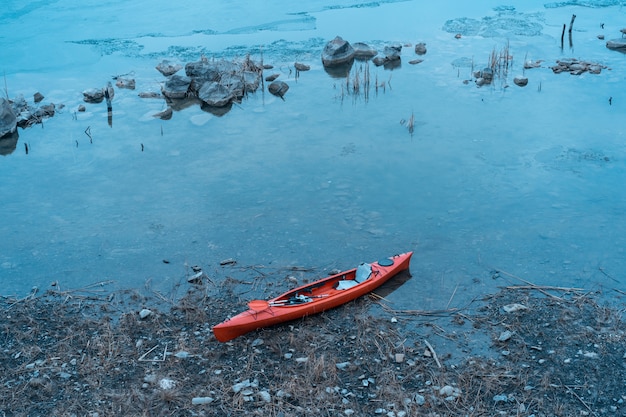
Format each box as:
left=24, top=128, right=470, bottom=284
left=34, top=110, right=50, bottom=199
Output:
left=2, top=0, right=626, bottom=311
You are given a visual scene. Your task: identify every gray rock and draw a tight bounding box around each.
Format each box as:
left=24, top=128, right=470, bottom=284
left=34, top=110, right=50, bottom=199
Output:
left=414, top=42, right=427, bottom=55
left=185, top=59, right=235, bottom=85
left=33, top=92, right=44, bottom=103
left=161, top=75, right=192, bottom=99
left=513, top=76, right=528, bottom=87
left=606, top=38, right=626, bottom=50
left=322, top=36, right=355, bottom=67
left=139, top=309, right=152, bottom=319
left=198, top=81, right=234, bottom=107
left=219, top=74, right=245, bottom=99
left=294, top=62, right=310, bottom=71
left=115, top=78, right=136, bottom=90
left=383, top=43, right=402, bottom=61
left=82, top=88, right=105, bottom=103
left=191, top=397, right=214, bottom=405
left=156, top=59, right=182, bottom=76
left=268, top=81, right=289, bottom=98
left=353, top=42, right=377, bottom=59
left=0, top=98, right=17, bottom=138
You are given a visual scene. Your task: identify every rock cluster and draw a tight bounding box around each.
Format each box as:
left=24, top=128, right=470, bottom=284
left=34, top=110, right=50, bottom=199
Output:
left=321, top=36, right=426, bottom=71
left=550, top=58, right=605, bottom=75
left=2, top=94, right=56, bottom=130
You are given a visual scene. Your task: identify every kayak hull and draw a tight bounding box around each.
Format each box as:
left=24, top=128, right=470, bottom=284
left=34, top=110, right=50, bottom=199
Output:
left=212, top=252, right=413, bottom=342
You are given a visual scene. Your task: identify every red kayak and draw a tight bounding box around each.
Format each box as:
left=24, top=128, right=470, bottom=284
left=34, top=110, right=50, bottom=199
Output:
left=212, top=252, right=413, bottom=342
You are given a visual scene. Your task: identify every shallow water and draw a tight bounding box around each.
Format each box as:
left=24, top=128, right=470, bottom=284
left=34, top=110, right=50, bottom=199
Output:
left=2, top=1, right=626, bottom=312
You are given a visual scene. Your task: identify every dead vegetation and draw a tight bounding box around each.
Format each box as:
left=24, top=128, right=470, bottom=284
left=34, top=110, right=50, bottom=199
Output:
left=1, top=273, right=626, bottom=416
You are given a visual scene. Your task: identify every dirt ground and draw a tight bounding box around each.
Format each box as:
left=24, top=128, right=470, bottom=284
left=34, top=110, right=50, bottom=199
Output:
left=2, top=265, right=626, bottom=417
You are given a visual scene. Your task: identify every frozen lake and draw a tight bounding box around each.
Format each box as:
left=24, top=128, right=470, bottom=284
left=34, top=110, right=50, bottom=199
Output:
left=1, top=0, right=626, bottom=311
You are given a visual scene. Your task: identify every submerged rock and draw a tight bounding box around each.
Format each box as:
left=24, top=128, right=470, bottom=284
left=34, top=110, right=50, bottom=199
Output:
left=322, top=36, right=355, bottom=67
left=268, top=81, right=289, bottom=98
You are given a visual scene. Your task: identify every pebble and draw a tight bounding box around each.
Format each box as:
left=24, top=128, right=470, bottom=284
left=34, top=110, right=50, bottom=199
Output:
left=159, top=378, right=176, bottom=390
left=191, top=396, right=214, bottom=405
left=232, top=379, right=258, bottom=393
left=493, top=394, right=508, bottom=403
left=503, top=303, right=527, bottom=313
left=258, top=390, right=271, bottom=402
left=139, top=309, right=152, bottom=319
left=414, top=394, right=425, bottom=405
left=336, top=361, right=351, bottom=370
left=295, top=357, right=308, bottom=363
left=498, top=330, right=513, bottom=342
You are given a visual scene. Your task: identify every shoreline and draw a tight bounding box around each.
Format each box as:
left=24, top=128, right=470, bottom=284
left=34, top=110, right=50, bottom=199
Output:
left=2, top=276, right=625, bottom=416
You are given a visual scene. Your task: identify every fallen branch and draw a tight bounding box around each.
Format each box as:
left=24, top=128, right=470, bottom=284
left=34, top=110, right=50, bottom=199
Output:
left=138, top=343, right=168, bottom=362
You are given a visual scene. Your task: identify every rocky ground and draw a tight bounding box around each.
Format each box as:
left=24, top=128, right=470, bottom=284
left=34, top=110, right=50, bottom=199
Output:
left=1, top=265, right=626, bottom=417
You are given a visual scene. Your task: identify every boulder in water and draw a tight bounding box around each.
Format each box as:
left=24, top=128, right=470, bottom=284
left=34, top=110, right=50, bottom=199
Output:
left=268, top=81, right=289, bottom=98
left=322, top=36, right=355, bottom=67
left=161, top=75, right=192, bottom=99
left=198, top=81, right=234, bottom=107
left=0, top=98, right=17, bottom=138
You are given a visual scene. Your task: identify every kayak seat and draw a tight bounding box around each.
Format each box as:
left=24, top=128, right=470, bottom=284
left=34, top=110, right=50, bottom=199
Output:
left=355, top=263, right=372, bottom=283
left=335, top=263, right=371, bottom=290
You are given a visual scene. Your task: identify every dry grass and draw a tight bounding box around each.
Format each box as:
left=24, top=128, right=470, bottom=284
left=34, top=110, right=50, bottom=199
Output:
left=1, top=276, right=625, bottom=416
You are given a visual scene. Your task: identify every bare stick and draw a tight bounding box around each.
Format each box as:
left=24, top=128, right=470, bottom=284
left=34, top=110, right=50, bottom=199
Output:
left=446, top=283, right=459, bottom=310
left=424, top=340, right=442, bottom=368
left=568, top=14, right=576, bottom=34
left=560, top=24, right=566, bottom=49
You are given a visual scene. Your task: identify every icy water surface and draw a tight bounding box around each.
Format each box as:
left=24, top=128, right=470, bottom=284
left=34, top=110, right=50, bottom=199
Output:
left=2, top=1, right=626, bottom=311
